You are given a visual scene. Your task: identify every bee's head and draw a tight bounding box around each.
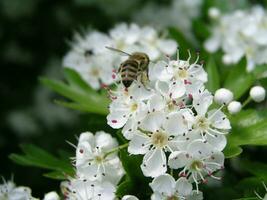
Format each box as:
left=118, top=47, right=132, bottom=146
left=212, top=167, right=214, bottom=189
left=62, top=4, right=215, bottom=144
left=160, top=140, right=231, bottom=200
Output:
left=131, top=52, right=150, bottom=70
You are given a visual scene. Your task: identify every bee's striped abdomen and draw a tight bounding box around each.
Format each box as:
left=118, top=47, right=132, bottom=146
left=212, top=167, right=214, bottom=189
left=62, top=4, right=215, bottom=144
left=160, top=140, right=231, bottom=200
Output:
left=120, top=60, right=139, bottom=88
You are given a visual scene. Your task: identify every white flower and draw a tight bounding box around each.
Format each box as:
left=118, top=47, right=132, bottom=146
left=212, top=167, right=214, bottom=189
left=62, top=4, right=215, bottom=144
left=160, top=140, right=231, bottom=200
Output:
left=75, top=131, right=124, bottom=185
left=122, top=195, right=139, bottom=200
left=0, top=180, right=36, bottom=200
left=168, top=140, right=224, bottom=191
left=107, top=83, right=152, bottom=134
left=250, top=86, right=266, bottom=102
left=43, top=191, right=60, bottom=200
left=214, top=88, right=234, bottom=105
left=150, top=174, right=203, bottom=200
left=227, top=101, right=242, bottom=114
left=208, top=7, right=221, bottom=19
left=192, top=90, right=231, bottom=142
left=128, top=111, right=191, bottom=177
left=150, top=53, right=207, bottom=98
left=205, top=6, right=267, bottom=71
left=61, top=178, right=116, bottom=200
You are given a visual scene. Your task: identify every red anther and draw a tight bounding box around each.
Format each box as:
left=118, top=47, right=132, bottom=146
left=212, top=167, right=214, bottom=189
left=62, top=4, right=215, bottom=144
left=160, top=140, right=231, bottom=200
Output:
left=101, top=83, right=108, bottom=89
left=188, top=94, right=193, bottom=99
left=112, top=69, right=116, bottom=73
left=178, top=102, right=185, bottom=108
left=124, top=88, right=128, bottom=92
left=184, top=80, right=192, bottom=85
left=200, top=60, right=205, bottom=64
left=179, top=172, right=187, bottom=177
left=112, top=74, right=116, bottom=79
left=79, top=149, right=84, bottom=154
left=202, top=179, right=208, bottom=184
left=111, top=96, right=117, bottom=100
left=111, top=120, right=117, bottom=123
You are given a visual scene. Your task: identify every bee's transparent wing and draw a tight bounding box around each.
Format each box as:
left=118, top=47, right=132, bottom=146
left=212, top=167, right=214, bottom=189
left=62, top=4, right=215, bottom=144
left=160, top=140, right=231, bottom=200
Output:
left=105, top=46, right=131, bottom=56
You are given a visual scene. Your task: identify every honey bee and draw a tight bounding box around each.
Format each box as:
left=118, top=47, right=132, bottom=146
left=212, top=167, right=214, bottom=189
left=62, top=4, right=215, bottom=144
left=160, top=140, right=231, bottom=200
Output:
left=106, top=47, right=150, bottom=88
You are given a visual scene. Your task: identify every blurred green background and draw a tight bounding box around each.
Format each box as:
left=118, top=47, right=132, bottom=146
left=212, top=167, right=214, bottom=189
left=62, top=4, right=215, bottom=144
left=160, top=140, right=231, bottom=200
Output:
left=1, top=0, right=267, bottom=199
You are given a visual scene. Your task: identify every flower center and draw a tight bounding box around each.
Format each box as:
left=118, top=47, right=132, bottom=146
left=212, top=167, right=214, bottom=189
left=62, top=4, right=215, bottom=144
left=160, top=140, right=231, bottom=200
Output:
left=167, top=196, right=179, bottom=200
left=151, top=131, right=168, bottom=149
left=130, top=103, right=138, bottom=112
left=94, top=155, right=104, bottom=164
left=167, top=100, right=176, bottom=111
left=195, top=116, right=210, bottom=131
left=177, top=69, right=188, bottom=79
left=190, top=160, right=204, bottom=171
left=90, top=68, right=100, bottom=76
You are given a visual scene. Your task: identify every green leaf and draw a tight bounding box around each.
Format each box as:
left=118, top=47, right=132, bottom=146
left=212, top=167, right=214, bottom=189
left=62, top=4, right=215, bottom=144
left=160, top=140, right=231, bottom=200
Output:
left=116, top=180, right=133, bottom=198
left=43, top=171, right=67, bottom=180
left=9, top=144, right=74, bottom=180
left=224, top=146, right=243, bottom=158
left=40, top=77, right=109, bottom=115
left=225, top=118, right=267, bottom=158
left=242, top=161, right=267, bottom=180
left=224, top=59, right=255, bottom=99
left=63, top=68, right=94, bottom=93
left=205, top=57, right=220, bottom=93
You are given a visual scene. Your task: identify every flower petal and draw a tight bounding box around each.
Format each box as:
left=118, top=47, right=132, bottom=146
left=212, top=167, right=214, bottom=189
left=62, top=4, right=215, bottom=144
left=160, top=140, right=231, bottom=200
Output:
left=150, top=174, right=176, bottom=196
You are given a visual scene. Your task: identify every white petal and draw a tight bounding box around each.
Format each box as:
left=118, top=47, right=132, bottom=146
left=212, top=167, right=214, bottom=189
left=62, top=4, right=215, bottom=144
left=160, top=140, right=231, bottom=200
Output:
left=107, top=111, right=129, bottom=129
left=95, top=131, right=118, bottom=151
left=168, top=151, right=188, bottom=169
left=148, top=93, right=165, bottom=112
left=175, top=177, right=193, bottom=196
left=149, top=174, right=176, bottom=196
left=206, top=133, right=227, bottom=151
left=149, top=61, right=172, bottom=82
left=208, top=109, right=231, bottom=130
left=122, top=195, right=139, bottom=200
left=157, top=39, right=177, bottom=56
left=187, top=140, right=212, bottom=158
left=141, top=149, right=167, bottom=177
left=193, top=90, right=213, bottom=116
left=163, top=112, right=189, bottom=136
left=169, top=81, right=186, bottom=99
left=128, top=132, right=150, bottom=155
left=140, top=111, right=165, bottom=132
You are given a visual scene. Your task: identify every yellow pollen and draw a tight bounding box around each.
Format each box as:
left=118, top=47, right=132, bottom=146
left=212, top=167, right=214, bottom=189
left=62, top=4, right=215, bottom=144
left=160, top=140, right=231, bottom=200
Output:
left=95, top=155, right=104, bottom=163
left=167, top=196, right=179, bottom=200
left=195, top=116, right=209, bottom=131
left=177, top=69, right=188, bottom=78
left=190, top=160, right=204, bottom=171
left=151, top=132, right=168, bottom=148
left=90, top=68, right=100, bottom=76
left=130, top=103, right=138, bottom=111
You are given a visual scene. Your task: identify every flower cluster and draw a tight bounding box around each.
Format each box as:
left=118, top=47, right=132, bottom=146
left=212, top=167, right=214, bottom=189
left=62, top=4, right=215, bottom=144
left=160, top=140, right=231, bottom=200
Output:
left=134, top=0, right=203, bottom=42
left=107, top=51, right=231, bottom=198
left=63, top=23, right=177, bottom=89
left=205, top=6, right=267, bottom=71
left=61, top=131, right=124, bottom=200
left=0, top=179, right=59, bottom=200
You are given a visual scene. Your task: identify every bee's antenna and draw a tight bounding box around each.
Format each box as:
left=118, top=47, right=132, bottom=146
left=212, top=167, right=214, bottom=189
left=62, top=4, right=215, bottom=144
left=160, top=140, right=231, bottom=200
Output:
left=105, top=46, right=132, bottom=56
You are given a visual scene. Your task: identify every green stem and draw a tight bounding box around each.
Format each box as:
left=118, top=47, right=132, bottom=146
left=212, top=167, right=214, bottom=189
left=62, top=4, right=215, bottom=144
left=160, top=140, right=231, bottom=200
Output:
left=242, top=96, right=252, bottom=108
left=104, top=143, right=128, bottom=158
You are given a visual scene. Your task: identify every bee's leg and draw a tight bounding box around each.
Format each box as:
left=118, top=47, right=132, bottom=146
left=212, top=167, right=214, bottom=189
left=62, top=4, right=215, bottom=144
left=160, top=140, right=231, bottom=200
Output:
left=140, top=71, right=149, bottom=89
left=118, top=64, right=123, bottom=84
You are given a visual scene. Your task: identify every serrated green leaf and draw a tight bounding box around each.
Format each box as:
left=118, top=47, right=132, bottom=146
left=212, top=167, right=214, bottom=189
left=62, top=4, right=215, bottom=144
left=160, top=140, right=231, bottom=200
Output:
left=205, top=57, right=220, bottom=93
left=63, top=68, right=93, bottom=93
left=43, top=171, right=67, bottom=180
left=9, top=144, right=74, bottom=179
left=242, top=161, right=267, bottom=180
left=224, top=59, right=255, bottom=99
left=40, top=77, right=109, bottom=115
left=55, top=100, right=102, bottom=113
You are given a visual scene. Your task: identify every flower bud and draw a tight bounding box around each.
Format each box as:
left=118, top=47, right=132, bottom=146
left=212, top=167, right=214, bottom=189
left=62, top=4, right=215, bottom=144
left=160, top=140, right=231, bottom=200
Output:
left=208, top=7, right=220, bottom=19
left=227, top=101, right=241, bottom=114
left=214, top=88, right=234, bottom=105
left=250, top=86, right=266, bottom=102
left=43, top=192, right=60, bottom=200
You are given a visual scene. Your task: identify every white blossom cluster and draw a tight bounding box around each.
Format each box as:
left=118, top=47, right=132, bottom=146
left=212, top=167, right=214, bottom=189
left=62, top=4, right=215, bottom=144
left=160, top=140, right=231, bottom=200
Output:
left=0, top=179, right=59, bottom=200
left=61, top=131, right=124, bottom=200
left=205, top=6, right=267, bottom=71
left=63, top=23, right=177, bottom=90
left=133, top=0, right=203, bottom=42
left=107, top=51, right=231, bottom=199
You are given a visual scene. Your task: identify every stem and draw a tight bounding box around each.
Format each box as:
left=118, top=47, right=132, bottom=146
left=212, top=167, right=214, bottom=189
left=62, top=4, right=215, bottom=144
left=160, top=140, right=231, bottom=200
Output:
left=104, top=143, right=129, bottom=158
left=242, top=96, right=252, bottom=108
